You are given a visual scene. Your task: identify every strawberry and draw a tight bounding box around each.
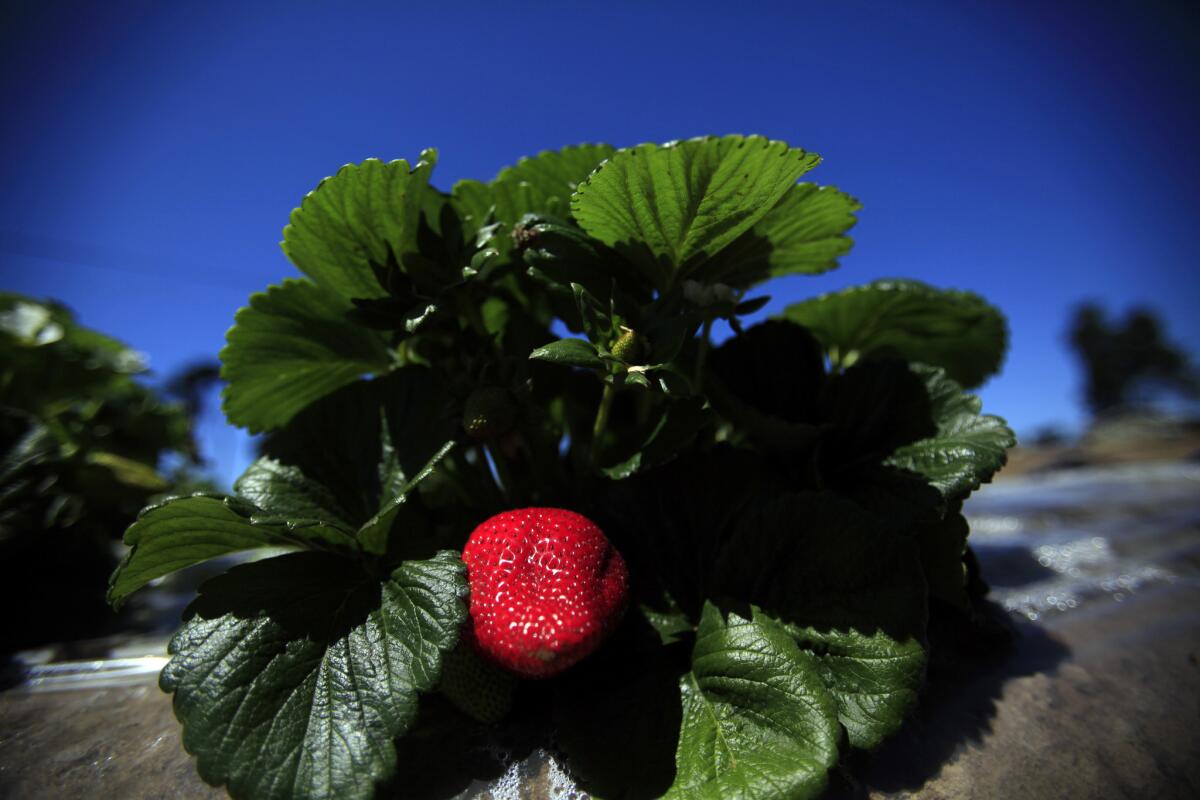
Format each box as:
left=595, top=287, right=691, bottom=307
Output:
left=461, top=507, right=629, bottom=678
left=438, top=637, right=516, bottom=723
left=462, top=386, right=518, bottom=440
left=609, top=326, right=645, bottom=363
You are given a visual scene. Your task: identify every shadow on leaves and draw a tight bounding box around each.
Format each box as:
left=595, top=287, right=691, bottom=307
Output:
left=382, top=695, right=537, bottom=800
left=553, top=611, right=686, bottom=800
left=371, top=611, right=686, bottom=800
left=182, top=551, right=380, bottom=643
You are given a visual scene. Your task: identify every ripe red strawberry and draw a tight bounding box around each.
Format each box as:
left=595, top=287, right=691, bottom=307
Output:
left=462, top=507, right=629, bottom=678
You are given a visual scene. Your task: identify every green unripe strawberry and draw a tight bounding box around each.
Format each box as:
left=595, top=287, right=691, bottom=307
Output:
left=462, top=386, right=518, bottom=440
left=609, top=326, right=645, bottom=363
left=439, top=638, right=516, bottom=723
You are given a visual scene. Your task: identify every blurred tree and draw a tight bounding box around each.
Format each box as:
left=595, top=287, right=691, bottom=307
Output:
left=0, top=292, right=211, bottom=651
left=163, top=358, right=222, bottom=465
left=1068, top=303, right=1198, bottom=415
left=164, top=360, right=221, bottom=423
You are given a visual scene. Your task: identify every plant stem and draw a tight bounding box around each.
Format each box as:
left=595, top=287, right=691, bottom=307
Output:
left=591, top=383, right=615, bottom=467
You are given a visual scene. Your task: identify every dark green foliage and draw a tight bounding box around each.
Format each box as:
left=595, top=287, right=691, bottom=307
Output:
left=111, top=136, right=1015, bottom=800
left=0, top=293, right=205, bottom=649
left=783, top=279, right=1008, bottom=389
left=161, top=551, right=466, bottom=800
left=667, top=605, right=842, bottom=799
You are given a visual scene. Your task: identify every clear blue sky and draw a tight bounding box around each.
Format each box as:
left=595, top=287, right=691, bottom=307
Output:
left=2, top=0, right=1198, bottom=487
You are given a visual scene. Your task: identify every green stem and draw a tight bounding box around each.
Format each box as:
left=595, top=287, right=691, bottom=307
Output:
left=591, top=383, right=616, bottom=467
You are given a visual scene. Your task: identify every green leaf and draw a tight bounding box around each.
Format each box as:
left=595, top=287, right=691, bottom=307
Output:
left=601, top=397, right=711, bottom=479
left=1, top=293, right=148, bottom=414
left=260, top=368, right=457, bottom=527
left=642, top=602, right=695, bottom=646
left=0, top=411, right=58, bottom=486
left=781, top=621, right=926, bottom=751
left=600, top=456, right=929, bottom=756
left=1, top=292, right=143, bottom=372
left=886, top=366, right=1015, bottom=502
left=220, top=279, right=391, bottom=433
left=695, top=183, right=861, bottom=287
left=706, top=320, right=827, bottom=452
left=654, top=366, right=693, bottom=397
left=450, top=145, right=615, bottom=256
left=623, top=371, right=652, bottom=389
left=447, top=179, right=496, bottom=232
left=233, top=457, right=355, bottom=528
left=782, top=279, right=1008, bottom=388
left=83, top=451, right=170, bottom=493
left=572, top=136, right=820, bottom=291
left=478, top=178, right=547, bottom=227
left=915, top=503, right=971, bottom=608
left=572, top=282, right=612, bottom=344
left=0, top=411, right=64, bottom=535
left=665, top=603, right=840, bottom=800
left=161, top=550, right=467, bottom=800
left=357, top=440, right=456, bottom=556
left=520, top=216, right=656, bottom=303
left=496, top=143, right=615, bottom=204
left=817, top=358, right=939, bottom=470
left=107, top=495, right=358, bottom=607
left=112, top=368, right=460, bottom=607
left=0, top=296, right=68, bottom=345
left=722, top=492, right=928, bottom=750
left=281, top=153, right=438, bottom=301
left=529, top=338, right=604, bottom=369
left=834, top=450, right=976, bottom=611
left=596, top=448, right=782, bottom=620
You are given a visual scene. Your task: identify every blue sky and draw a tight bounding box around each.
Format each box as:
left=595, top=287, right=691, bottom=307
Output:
left=2, top=0, right=1198, bottom=487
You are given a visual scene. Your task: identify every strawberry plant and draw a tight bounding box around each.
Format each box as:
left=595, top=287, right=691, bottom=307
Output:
left=108, top=136, right=1014, bottom=800
left=1, top=293, right=203, bottom=649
